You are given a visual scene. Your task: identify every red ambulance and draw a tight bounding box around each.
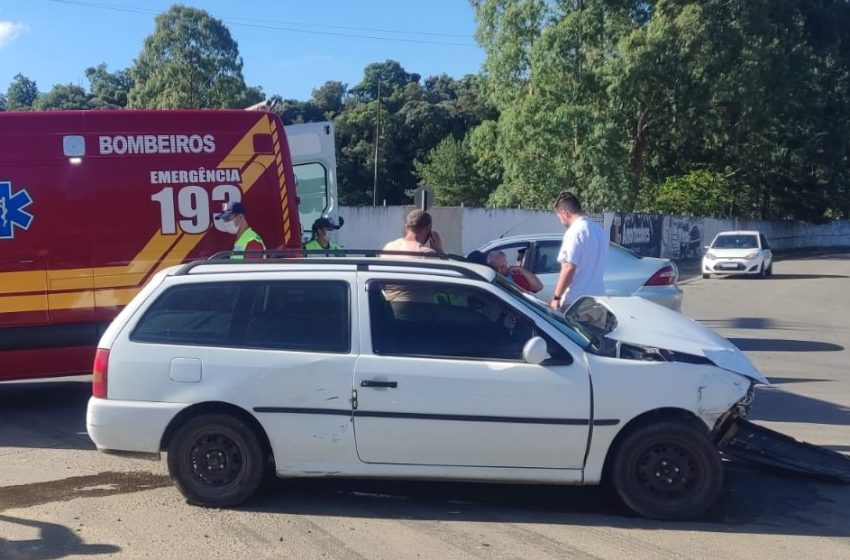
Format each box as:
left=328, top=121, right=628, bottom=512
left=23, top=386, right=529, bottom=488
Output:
left=0, top=110, right=307, bottom=381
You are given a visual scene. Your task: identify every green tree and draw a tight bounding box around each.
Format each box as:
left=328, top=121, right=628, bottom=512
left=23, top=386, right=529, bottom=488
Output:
left=32, top=84, right=90, bottom=110
left=311, top=81, right=347, bottom=118
left=415, top=135, right=495, bottom=206
left=128, top=5, right=261, bottom=109
left=85, top=64, right=133, bottom=108
left=350, top=60, right=420, bottom=101
left=0, top=94, right=6, bottom=111
left=6, top=73, right=38, bottom=110
left=644, top=170, right=735, bottom=217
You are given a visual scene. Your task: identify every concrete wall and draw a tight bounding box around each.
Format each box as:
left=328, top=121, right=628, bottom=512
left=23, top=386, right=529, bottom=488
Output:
left=333, top=206, right=850, bottom=258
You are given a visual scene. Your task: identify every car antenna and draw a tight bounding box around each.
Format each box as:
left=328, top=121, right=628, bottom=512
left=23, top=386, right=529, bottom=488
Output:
left=498, top=214, right=536, bottom=239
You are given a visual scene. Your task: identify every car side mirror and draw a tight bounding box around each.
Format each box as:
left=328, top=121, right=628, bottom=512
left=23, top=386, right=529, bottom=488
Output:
left=523, top=336, right=551, bottom=365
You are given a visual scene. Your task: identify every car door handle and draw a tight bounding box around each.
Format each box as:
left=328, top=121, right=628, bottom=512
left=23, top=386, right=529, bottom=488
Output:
left=360, top=380, right=398, bottom=388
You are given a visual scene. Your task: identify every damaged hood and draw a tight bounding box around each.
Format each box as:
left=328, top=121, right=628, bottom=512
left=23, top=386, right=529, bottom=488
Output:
left=585, top=296, right=768, bottom=384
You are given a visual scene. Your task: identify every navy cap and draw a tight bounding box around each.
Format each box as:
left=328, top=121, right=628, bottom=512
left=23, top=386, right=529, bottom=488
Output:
left=215, top=202, right=246, bottom=221
left=311, top=216, right=344, bottom=232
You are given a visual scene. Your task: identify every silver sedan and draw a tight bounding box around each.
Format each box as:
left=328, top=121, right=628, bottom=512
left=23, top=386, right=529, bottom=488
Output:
left=475, top=234, right=683, bottom=311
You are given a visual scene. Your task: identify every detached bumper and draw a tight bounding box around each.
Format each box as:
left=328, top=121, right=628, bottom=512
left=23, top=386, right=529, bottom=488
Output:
left=721, top=419, right=850, bottom=483
left=87, top=397, right=186, bottom=454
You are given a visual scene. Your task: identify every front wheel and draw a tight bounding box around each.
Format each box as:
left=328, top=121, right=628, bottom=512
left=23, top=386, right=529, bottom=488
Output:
left=609, top=421, right=723, bottom=520
left=167, top=414, right=267, bottom=507
left=702, top=273, right=710, bottom=280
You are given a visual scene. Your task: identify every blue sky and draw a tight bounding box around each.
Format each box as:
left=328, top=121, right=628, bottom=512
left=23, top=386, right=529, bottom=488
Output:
left=0, top=0, right=485, bottom=101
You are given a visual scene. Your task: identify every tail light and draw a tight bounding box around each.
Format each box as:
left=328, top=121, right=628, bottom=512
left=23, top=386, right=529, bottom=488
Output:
left=92, top=348, right=110, bottom=398
left=645, top=265, right=678, bottom=286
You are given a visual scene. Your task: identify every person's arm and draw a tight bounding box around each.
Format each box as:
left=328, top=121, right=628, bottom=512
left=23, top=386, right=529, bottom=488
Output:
left=550, top=262, right=576, bottom=309
left=511, top=266, right=544, bottom=293
left=427, top=230, right=445, bottom=254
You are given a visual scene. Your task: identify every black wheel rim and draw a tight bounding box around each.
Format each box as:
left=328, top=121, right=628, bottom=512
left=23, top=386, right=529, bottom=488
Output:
left=635, top=443, right=700, bottom=498
left=189, top=433, right=244, bottom=487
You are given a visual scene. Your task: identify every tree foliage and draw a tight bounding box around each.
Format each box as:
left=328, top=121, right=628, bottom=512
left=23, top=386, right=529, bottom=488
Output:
left=33, top=84, right=90, bottom=110
left=86, top=64, right=133, bottom=108
left=127, top=5, right=261, bottom=109
left=6, top=2, right=850, bottom=218
left=415, top=135, right=494, bottom=206
left=473, top=0, right=850, bottom=219
left=6, top=73, right=39, bottom=110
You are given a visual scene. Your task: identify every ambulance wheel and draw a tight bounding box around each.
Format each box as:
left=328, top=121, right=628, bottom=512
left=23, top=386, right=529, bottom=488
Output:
left=610, top=421, right=723, bottom=520
left=167, top=414, right=266, bottom=507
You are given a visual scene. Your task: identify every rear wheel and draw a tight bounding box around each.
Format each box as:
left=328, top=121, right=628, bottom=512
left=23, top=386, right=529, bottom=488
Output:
left=167, top=414, right=267, bottom=507
left=610, top=421, right=723, bottom=520
left=702, top=273, right=710, bottom=280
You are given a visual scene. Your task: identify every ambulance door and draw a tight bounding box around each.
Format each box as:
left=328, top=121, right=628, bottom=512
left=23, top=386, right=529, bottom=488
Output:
left=285, top=122, right=338, bottom=241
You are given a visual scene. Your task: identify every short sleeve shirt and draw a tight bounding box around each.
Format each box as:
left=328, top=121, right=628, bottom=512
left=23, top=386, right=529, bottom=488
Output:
left=557, top=216, right=608, bottom=305
left=509, top=272, right=532, bottom=291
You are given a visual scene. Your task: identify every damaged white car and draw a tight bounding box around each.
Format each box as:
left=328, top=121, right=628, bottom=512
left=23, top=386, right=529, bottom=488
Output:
left=87, top=254, right=765, bottom=520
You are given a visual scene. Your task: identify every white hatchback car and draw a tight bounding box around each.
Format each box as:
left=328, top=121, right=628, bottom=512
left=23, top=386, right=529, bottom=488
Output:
left=476, top=235, right=683, bottom=311
left=87, top=254, right=766, bottom=520
left=702, top=231, right=774, bottom=278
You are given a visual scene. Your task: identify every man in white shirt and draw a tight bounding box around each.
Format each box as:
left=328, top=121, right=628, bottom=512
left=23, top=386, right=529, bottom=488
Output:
left=549, top=192, right=608, bottom=310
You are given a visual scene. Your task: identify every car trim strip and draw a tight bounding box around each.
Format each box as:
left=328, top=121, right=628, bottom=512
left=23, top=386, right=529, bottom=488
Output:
left=0, top=321, right=111, bottom=351
left=253, top=406, right=619, bottom=426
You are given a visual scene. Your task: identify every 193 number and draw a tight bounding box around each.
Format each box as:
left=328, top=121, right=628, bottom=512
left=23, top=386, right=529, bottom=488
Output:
left=150, top=185, right=241, bottom=234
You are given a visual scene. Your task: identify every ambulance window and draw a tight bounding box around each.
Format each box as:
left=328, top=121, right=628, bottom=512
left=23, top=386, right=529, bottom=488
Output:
left=293, top=163, right=328, bottom=233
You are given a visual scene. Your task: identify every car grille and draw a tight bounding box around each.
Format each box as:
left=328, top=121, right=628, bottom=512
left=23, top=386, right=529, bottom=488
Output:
left=712, top=262, right=745, bottom=271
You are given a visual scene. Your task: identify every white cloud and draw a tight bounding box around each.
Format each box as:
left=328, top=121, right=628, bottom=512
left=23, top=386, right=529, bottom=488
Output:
left=0, top=21, right=28, bottom=50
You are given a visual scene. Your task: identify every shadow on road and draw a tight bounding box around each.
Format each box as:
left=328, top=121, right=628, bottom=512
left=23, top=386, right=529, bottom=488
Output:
left=0, top=379, right=93, bottom=451
left=750, top=386, right=850, bottom=426
left=239, top=462, right=849, bottom=538
left=699, top=317, right=805, bottom=330
left=766, top=377, right=834, bottom=385
left=763, top=273, right=849, bottom=280
left=0, top=515, right=119, bottom=559
left=728, top=337, right=844, bottom=352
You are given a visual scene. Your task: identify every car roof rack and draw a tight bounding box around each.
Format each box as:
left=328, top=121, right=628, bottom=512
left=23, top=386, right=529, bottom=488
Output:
left=173, top=249, right=490, bottom=281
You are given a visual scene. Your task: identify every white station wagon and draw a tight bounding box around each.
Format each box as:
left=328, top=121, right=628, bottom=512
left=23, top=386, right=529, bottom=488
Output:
left=87, top=254, right=767, bottom=519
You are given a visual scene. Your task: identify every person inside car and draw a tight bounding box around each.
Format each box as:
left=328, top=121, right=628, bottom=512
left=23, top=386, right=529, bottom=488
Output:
left=486, top=250, right=543, bottom=293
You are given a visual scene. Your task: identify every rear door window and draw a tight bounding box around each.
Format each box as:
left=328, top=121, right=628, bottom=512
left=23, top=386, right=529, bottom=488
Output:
left=243, top=281, right=350, bottom=353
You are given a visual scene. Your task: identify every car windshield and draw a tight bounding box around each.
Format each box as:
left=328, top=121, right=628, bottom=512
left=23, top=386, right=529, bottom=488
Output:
left=712, top=234, right=758, bottom=249
left=493, top=275, right=591, bottom=348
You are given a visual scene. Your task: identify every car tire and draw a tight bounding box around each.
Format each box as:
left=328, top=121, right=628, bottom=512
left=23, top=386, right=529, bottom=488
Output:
left=167, top=414, right=267, bottom=508
left=767, top=263, right=773, bottom=276
left=610, top=420, right=723, bottom=520
left=702, top=273, right=710, bottom=280
left=759, top=263, right=769, bottom=278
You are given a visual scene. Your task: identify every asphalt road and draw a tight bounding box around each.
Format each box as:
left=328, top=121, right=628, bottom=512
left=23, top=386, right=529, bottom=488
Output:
left=1, top=254, right=849, bottom=560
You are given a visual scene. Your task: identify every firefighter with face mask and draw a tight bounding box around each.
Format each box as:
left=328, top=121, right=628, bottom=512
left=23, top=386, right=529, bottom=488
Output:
left=304, top=217, right=344, bottom=253
left=215, top=202, right=265, bottom=259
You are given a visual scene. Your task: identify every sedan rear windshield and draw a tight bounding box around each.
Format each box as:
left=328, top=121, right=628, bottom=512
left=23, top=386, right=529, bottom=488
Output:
left=712, top=235, right=758, bottom=249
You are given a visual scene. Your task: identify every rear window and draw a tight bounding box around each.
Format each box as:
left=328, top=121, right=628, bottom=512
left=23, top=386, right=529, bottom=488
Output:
left=131, top=280, right=350, bottom=353
left=132, top=283, right=239, bottom=346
